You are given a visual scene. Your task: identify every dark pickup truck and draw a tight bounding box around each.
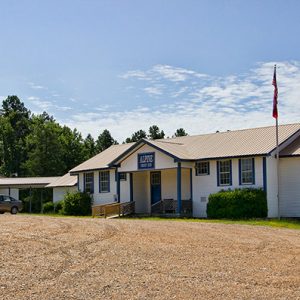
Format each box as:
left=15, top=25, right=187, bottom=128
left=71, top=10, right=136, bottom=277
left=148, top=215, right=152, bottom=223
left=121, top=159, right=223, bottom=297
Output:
left=0, top=195, right=23, bottom=214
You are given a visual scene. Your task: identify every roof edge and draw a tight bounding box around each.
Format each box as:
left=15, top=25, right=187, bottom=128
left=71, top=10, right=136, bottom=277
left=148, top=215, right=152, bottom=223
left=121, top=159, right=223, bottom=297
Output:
left=268, top=128, right=300, bottom=155
left=108, top=139, right=181, bottom=167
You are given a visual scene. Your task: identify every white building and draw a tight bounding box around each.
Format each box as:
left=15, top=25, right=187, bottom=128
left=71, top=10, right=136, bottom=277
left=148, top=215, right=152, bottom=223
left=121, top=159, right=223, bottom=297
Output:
left=46, top=173, right=77, bottom=202
left=69, top=123, right=300, bottom=218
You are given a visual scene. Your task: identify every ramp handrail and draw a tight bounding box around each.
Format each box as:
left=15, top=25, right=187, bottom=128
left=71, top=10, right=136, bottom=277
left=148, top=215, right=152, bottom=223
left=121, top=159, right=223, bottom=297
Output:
left=92, top=201, right=135, bottom=218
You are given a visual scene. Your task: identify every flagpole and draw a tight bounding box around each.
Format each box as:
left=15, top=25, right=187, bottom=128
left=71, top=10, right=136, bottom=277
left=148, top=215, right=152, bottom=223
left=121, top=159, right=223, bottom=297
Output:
left=274, top=64, right=280, bottom=220
left=276, top=113, right=280, bottom=220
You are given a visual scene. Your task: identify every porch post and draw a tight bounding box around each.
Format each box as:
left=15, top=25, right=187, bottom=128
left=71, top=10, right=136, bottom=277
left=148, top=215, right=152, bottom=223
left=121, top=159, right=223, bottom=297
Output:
left=177, top=162, right=182, bottom=214
left=190, top=168, right=193, bottom=201
left=29, top=187, right=32, bottom=213
left=116, top=172, right=120, bottom=203
left=130, top=173, right=133, bottom=202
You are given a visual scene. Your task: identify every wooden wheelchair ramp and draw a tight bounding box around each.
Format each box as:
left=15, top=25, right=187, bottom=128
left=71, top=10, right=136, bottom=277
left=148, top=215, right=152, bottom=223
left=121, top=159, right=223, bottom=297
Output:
left=92, top=201, right=135, bottom=218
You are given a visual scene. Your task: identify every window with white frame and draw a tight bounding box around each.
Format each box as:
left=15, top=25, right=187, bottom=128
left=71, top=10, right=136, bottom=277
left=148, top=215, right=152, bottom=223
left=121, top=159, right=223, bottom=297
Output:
left=195, top=161, right=210, bottom=175
left=119, top=172, right=127, bottom=181
left=240, top=158, right=254, bottom=185
left=84, top=172, right=94, bottom=193
left=99, top=170, right=110, bottom=193
left=218, top=160, right=231, bottom=186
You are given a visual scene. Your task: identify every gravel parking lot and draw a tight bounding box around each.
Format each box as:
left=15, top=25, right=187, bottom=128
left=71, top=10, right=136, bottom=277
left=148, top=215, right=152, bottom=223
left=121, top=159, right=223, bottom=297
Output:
left=0, top=214, right=299, bottom=300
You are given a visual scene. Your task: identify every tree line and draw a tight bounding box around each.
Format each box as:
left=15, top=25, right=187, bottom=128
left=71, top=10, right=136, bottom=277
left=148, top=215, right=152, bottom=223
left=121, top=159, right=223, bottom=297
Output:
left=0, top=95, right=188, bottom=177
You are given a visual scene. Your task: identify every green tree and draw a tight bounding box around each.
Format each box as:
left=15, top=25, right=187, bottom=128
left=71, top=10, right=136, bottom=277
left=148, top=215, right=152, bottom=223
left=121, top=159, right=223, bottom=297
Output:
left=148, top=125, right=165, bottom=140
left=23, top=113, right=66, bottom=176
left=83, top=134, right=96, bottom=159
left=96, top=129, right=118, bottom=152
left=0, top=96, right=30, bottom=176
left=173, top=128, right=188, bottom=137
left=60, top=126, right=85, bottom=171
left=125, top=129, right=147, bottom=143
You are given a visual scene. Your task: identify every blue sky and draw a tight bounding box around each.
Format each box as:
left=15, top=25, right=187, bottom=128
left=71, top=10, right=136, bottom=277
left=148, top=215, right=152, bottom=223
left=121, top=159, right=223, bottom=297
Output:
left=1, top=0, right=300, bottom=141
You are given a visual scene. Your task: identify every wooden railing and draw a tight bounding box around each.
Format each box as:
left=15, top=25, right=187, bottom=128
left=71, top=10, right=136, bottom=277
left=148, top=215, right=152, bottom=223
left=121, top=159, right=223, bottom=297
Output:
left=151, top=199, right=192, bottom=215
left=92, top=201, right=135, bottom=218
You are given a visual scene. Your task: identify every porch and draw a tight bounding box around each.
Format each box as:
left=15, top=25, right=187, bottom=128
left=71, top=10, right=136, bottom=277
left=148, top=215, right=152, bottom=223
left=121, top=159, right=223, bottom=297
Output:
left=116, top=164, right=193, bottom=217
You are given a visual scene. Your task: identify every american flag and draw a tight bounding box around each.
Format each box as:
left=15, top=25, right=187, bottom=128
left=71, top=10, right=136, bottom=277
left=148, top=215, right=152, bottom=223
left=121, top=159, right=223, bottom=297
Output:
left=272, top=65, right=278, bottom=119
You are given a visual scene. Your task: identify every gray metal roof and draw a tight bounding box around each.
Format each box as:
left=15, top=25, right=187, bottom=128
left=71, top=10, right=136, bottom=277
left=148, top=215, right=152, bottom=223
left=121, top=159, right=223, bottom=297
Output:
left=46, top=173, right=77, bottom=188
left=0, top=177, right=60, bottom=188
left=147, top=123, right=300, bottom=160
left=69, top=143, right=134, bottom=173
left=69, top=123, right=300, bottom=173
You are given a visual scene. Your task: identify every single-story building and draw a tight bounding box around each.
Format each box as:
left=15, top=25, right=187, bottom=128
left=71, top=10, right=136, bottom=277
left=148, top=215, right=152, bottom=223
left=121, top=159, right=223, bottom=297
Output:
left=69, top=123, right=300, bottom=218
left=0, top=177, right=60, bottom=201
left=46, top=173, right=77, bottom=202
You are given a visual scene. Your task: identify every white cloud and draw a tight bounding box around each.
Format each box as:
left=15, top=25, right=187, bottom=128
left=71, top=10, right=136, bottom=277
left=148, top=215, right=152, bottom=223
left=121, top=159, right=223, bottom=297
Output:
left=28, top=96, right=72, bottom=112
left=119, top=70, right=150, bottom=80
left=62, top=61, right=300, bottom=142
left=121, top=64, right=208, bottom=83
left=144, top=86, right=163, bottom=96
left=28, top=82, right=47, bottom=90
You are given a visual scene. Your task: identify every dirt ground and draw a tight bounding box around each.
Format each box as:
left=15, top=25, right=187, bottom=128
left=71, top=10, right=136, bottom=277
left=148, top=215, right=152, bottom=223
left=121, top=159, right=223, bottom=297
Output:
left=0, top=215, right=299, bottom=300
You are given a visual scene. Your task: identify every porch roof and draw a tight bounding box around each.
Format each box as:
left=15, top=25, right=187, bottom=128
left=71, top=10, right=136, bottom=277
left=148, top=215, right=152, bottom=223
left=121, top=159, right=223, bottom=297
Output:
left=0, top=177, right=60, bottom=188
left=46, top=173, right=77, bottom=188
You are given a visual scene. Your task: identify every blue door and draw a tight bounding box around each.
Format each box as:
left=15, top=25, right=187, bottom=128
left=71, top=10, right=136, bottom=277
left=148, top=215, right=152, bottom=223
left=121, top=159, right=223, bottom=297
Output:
left=151, top=172, right=161, bottom=204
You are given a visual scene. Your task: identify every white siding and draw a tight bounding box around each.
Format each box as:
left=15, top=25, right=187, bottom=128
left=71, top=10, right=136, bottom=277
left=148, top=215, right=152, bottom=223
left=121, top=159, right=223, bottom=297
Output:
left=279, top=157, right=300, bottom=217
left=10, top=189, right=19, bottom=200
left=53, top=186, right=77, bottom=203
left=78, top=170, right=131, bottom=205
left=119, top=144, right=177, bottom=172
left=192, top=157, right=264, bottom=218
left=133, top=171, right=150, bottom=214
left=78, top=173, right=84, bottom=191
left=161, top=168, right=190, bottom=201
left=120, top=174, right=131, bottom=203
left=266, top=156, right=279, bottom=218
left=0, top=188, right=19, bottom=200
left=92, top=170, right=117, bottom=205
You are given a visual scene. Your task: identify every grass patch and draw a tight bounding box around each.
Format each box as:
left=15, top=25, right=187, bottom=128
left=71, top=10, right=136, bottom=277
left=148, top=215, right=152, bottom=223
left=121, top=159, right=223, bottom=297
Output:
left=122, top=215, right=300, bottom=230
left=20, top=212, right=92, bottom=219
left=19, top=213, right=300, bottom=230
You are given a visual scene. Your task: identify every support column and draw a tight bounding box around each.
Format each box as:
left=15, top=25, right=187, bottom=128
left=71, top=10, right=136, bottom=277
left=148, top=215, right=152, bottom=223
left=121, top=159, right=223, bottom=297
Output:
left=40, top=189, right=43, bottom=213
left=130, top=173, right=133, bottom=202
left=177, top=162, right=182, bottom=214
left=116, top=172, right=120, bottom=203
left=29, top=187, right=32, bottom=213
left=190, top=168, right=193, bottom=202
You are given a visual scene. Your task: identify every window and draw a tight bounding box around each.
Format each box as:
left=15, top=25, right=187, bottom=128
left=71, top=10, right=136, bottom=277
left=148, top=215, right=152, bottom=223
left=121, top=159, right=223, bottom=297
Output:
left=217, top=160, right=232, bottom=186
left=195, top=161, right=210, bottom=176
left=84, top=173, right=94, bottom=193
left=99, top=171, right=110, bottom=193
left=240, top=158, right=255, bottom=185
left=119, top=172, right=127, bottom=181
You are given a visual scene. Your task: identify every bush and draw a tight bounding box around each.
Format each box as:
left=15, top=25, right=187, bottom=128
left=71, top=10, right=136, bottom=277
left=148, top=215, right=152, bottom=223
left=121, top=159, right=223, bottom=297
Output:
left=42, top=201, right=54, bottom=214
left=207, top=188, right=267, bottom=219
left=62, top=191, right=92, bottom=216
left=54, top=200, right=64, bottom=214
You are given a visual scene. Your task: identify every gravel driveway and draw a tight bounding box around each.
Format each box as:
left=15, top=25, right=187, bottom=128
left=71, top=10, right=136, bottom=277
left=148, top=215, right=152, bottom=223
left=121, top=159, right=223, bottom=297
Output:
left=0, top=215, right=299, bottom=299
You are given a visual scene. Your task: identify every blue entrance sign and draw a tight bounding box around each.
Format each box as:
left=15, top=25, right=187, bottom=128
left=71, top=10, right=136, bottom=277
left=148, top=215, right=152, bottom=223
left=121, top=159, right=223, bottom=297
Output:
left=138, top=152, right=155, bottom=169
